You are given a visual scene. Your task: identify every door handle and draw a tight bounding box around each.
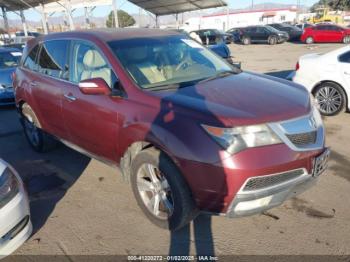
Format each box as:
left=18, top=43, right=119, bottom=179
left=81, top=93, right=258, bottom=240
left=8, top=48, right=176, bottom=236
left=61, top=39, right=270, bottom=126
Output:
left=64, top=94, right=77, bottom=102
left=344, top=71, right=350, bottom=75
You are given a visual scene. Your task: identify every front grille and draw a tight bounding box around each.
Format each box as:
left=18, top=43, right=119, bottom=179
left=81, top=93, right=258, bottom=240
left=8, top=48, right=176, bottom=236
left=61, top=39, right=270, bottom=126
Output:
left=243, top=169, right=305, bottom=192
left=286, top=131, right=317, bottom=146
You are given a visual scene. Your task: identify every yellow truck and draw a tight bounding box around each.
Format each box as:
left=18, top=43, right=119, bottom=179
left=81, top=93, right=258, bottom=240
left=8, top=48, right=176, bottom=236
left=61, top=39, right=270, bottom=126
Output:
left=308, top=8, right=343, bottom=24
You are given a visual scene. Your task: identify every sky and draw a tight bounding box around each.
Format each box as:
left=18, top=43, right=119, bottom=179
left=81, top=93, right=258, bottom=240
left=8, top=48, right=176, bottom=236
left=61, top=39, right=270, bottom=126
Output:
left=5, top=0, right=321, bottom=21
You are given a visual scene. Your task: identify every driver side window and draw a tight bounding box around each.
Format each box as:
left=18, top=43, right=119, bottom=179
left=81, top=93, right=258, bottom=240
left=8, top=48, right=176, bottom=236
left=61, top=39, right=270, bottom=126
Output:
left=70, top=41, right=116, bottom=88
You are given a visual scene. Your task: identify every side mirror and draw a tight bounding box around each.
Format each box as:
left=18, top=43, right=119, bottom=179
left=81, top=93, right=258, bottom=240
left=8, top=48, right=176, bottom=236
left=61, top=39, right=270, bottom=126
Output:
left=78, top=78, right=111, bottom=96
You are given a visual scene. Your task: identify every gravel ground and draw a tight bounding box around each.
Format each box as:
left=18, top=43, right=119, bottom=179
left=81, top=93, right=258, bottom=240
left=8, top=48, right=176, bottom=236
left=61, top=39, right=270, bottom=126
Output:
left=1, top=42, right=349, bottom=259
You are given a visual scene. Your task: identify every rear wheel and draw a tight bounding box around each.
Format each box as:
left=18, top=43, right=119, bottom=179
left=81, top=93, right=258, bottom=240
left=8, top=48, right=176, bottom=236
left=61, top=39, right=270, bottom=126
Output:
left=21, top=103, right=58, bottom=152
left=242, top=36, right=251, bottom=45
left=131, top=147, right=198, bottom=230
left=343, top=35, right=350, bottom=44
left=314, top=82, right=346, bottom=116
left=305, top=36, right=314, bottom=44
left=268, top=36, right=277, bottom=45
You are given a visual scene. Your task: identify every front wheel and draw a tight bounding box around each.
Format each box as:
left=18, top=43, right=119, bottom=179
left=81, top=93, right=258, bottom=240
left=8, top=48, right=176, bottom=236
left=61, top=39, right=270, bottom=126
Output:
left=268, top=36, right=277, bottom=45
left=241, top=36, right=251, bottom=45
left=130, top=147, right=198, bottom=230
left=314, top=82, right=346, bottom=116
left=305, top=36, right=314, bottom=44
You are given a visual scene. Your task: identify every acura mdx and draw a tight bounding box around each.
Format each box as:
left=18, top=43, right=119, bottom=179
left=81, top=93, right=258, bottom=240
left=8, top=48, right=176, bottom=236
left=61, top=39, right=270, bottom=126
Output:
left=14, top=29, right=329, bottom=230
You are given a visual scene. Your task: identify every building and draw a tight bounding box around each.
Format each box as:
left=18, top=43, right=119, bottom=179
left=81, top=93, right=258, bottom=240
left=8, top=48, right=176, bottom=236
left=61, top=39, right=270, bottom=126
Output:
left=181, top=7, right=299, bottom=31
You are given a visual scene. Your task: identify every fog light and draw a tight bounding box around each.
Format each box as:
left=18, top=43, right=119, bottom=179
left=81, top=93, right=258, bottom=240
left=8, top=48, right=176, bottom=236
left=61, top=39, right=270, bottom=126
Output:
left=234, top=195, right=273, bottom=212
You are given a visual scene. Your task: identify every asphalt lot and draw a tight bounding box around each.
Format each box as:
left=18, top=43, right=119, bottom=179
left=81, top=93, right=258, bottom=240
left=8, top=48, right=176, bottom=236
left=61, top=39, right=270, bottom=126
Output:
left=1, top=42, right=350, bottom=257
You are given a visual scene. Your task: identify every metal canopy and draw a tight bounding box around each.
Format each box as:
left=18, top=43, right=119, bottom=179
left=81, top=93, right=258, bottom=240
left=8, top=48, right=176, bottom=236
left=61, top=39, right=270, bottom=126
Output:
left=0, top=0, right=57, bottom=11
left=128, top=0, right=227, bottom=16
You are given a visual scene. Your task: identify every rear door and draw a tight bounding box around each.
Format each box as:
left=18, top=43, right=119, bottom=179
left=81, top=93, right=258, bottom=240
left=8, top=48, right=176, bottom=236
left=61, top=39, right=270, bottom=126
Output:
left=328, top=25, right=344, bottom=42
left=32, top=40, right=71, bottom=139
left=61, top=40, right=120, bottom=162
left=20, top=40, right=71, bottom=139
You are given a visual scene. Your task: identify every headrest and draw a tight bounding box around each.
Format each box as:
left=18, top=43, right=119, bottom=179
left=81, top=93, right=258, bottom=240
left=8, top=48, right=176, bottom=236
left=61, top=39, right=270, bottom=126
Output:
left=83, top=50, right=107, bottom=69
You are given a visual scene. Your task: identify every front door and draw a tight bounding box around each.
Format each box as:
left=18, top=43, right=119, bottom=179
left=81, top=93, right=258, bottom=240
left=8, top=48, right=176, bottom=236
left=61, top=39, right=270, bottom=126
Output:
left=62, top=40, right=120, bottom=162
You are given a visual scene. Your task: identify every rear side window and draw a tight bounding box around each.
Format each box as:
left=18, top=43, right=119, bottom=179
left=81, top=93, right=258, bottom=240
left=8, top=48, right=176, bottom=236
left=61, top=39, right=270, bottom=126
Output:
left=339, top=51, right=350, bottom=63
left=38, top=40, right=70, bottom=80
left=23, top=44, right=40, bottom=71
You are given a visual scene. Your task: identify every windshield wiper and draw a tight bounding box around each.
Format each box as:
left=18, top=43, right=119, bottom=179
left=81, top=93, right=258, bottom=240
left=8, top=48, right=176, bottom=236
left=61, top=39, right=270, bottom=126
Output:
left=198, top=70, right=236, bottom=84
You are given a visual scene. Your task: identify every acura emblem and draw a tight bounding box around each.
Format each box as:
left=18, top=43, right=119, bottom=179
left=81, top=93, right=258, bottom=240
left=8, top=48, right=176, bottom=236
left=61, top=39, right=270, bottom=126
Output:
left=309, top=116, right=317, bottom=129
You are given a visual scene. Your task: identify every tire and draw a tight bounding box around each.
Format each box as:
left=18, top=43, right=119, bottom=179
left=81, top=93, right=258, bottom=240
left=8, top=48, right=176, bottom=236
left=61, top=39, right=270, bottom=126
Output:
left=305, top=36, right=314, bottom=44
left=21, top=103, right=58, bottom=152
left=313, top=82, right=346, bottom=116
left=343, top=35, right=350, bottom=44
left=242, top=36, right=251, bottom=45
left=130, top=147, right=198, bottom=231
left=268, top=36, right=277, bottom=45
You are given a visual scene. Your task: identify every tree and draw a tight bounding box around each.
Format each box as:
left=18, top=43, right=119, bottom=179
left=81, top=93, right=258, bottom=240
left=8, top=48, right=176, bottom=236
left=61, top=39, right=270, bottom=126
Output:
left=311, top=0, right=350, bottom=11
left=106, top=10, right=136, bottom=28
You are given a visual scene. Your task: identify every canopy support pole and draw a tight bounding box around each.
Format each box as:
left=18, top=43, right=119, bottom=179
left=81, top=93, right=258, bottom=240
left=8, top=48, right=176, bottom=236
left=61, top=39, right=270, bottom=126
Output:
left=1, top=7, right=11, bottom=40
left=112, top=0, right=119, bottom=28
left=20, top=10, right=28, bottom=37
left=40, top=3, right=49, bottom=34
left=66, top=0, right=75, bottom=30
left=84, top=7, right=90, bottom=29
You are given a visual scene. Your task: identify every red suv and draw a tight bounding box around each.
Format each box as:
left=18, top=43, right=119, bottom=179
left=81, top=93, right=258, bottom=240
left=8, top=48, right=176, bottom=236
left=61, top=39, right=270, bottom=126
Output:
left=301, top=24, right=350, bottom=44
left=14, top=29, right=329, bottom=230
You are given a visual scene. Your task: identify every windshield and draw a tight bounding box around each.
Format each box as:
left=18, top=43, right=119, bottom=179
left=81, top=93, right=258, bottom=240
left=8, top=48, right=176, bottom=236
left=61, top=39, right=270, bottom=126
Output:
left=108, top=36, right=236, bottom=90
left=0, top=51, right=21, bottom=69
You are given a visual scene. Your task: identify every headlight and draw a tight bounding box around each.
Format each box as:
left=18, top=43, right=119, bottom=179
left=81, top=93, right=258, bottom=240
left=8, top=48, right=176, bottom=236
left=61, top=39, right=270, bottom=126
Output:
left=0, top=168, right=19, bottom=209
left=0, top=84, right=5, bottom=93
left=202, top=124, right=282, bottom=154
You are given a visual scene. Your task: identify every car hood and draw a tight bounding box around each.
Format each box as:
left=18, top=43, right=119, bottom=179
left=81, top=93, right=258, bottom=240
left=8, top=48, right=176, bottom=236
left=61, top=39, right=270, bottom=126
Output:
left=0, top=67, right=15, bottom=87
left=153, top=72, right=310, bottom=127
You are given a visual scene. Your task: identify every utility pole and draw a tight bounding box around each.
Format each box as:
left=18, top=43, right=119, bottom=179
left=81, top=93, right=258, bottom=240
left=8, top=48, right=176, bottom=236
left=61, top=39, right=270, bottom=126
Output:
left=251, top=0, right=254, bottom=10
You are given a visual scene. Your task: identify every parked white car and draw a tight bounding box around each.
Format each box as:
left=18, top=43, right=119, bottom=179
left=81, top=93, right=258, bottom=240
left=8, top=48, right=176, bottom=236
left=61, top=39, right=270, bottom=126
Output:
left=0, top=159, right=32, bottom=258
left=291, top=46, right=350, bottom=116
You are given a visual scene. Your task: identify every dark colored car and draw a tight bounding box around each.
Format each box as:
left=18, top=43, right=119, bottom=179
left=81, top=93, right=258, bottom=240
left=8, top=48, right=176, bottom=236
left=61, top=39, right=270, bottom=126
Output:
left=0, top=47, right=22, bottom=105
left=226, top=27, right=244, bottom=43
left=190, top=29, right=233, bottom=45
left=239, top=25, right=289, bottom=45
left=268, top=23, right=303, bottom=41
left=14, top=29, right=329, bottom=230
left=301, top=24, right=350, bottom=44
left=189, top=29, right=231, bottom=59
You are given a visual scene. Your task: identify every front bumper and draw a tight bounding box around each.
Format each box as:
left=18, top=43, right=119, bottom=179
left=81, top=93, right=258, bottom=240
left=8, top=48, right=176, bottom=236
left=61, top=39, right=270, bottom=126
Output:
left=0, top=163, right=32, bottom=258
left=226, top=168, right=317, bottom=217
left=0, top=191, right=32, bottom=258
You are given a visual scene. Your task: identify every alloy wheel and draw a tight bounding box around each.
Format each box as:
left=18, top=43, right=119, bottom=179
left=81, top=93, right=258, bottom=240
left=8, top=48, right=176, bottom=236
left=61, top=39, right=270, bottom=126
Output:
left=315, top=86, right=343, bottom=115
left=136, top=163, right=174, bottom=220
left=306, top=37, right=314, bottom=44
